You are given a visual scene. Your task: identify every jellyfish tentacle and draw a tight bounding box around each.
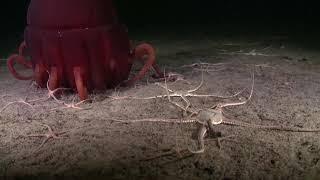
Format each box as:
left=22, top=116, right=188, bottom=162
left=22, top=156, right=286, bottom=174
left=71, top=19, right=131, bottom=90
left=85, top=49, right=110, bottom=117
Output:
left=18, top=41, right=28, bottom=57
left=73, top=66, right=88, bottom=100
left=135, top=43, right=164, bottom=78
left=7, top=54, right=33, bottom=80
left=48, top=66, right=62, bottom=90
left=18, top=41, right=32, bottom=68
left=34, top=63, right=48, bottom=88
left=125, top=43, right=163, bottom=85
left=151, top=63, right=164, bottom=79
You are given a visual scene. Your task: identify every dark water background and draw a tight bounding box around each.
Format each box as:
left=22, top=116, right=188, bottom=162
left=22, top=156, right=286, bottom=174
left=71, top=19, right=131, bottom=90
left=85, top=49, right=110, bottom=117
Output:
left=0, top=1, right=319, bottom=57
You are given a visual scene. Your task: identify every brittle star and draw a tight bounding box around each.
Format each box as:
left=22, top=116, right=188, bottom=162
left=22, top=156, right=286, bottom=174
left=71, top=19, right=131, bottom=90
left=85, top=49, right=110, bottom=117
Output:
left=0, top=97, right=34, bottom=113
left=28, top=71, right=70, bottom=104
left=111, top=94, right=320, bottom=154
left=26, top=123, right=69, bottom=153
left=26, top=71, right=90, bottom=110
left=175, top=71, right=320, bottom=153
left=110, top=70, right=245, bottom=114
left=153, top=72, right=191, bottom=85
left=50, top=96, right=91, bottom=111
left=180, top=62, right=228, bottom=75
left=110, top=68, right=254, bottom=153
left=219, top=49, right=277, bottom=57
left=110, top=67, right=320, bottom=154
left=189, top=108, right=320, bottom=154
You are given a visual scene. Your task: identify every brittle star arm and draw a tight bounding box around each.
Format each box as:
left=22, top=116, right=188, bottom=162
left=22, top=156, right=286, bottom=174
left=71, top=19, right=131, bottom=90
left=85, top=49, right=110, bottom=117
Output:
left=188, top=123, right=235, bottom=154
left=154, top=71, right=203, bottom=94
left=26, top=133, right=52, bottom=152
left=188, top=125, right=207, bottom=154
left=164, top=68, right=180, bottom=108
left=220, top=69, right=255, bottom=108
left=156, top=70, right=246, bottom=99
left=187, top=70, right=204, bottom=93
left=0, top=99, right=34, bottom=113
left=222, top=119, right=320, bottom=132
left=188, top=88, right=246, bottom=98
left=162, top=71, right=195, bottom=113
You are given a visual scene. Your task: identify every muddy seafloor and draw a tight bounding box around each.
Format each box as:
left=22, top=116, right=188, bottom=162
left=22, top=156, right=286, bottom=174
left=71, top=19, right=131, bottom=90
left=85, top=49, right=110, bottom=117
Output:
left=1, top=32, right=320, bottom=180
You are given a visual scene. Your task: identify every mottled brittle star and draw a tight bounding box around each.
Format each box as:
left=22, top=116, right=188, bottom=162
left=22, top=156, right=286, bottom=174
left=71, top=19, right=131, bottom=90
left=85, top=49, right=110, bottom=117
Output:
left=110, top=68, right=320, bottom=154
left=167, top=71, right=320, bottom=153
left=190, top=108, right=320, bottom=154
left=110, top=68, right=253, bottom=152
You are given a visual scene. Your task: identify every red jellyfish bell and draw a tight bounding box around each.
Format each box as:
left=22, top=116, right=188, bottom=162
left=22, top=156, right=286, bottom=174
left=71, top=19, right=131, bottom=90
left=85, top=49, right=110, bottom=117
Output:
left=7, top=0, right=163, bottom=100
